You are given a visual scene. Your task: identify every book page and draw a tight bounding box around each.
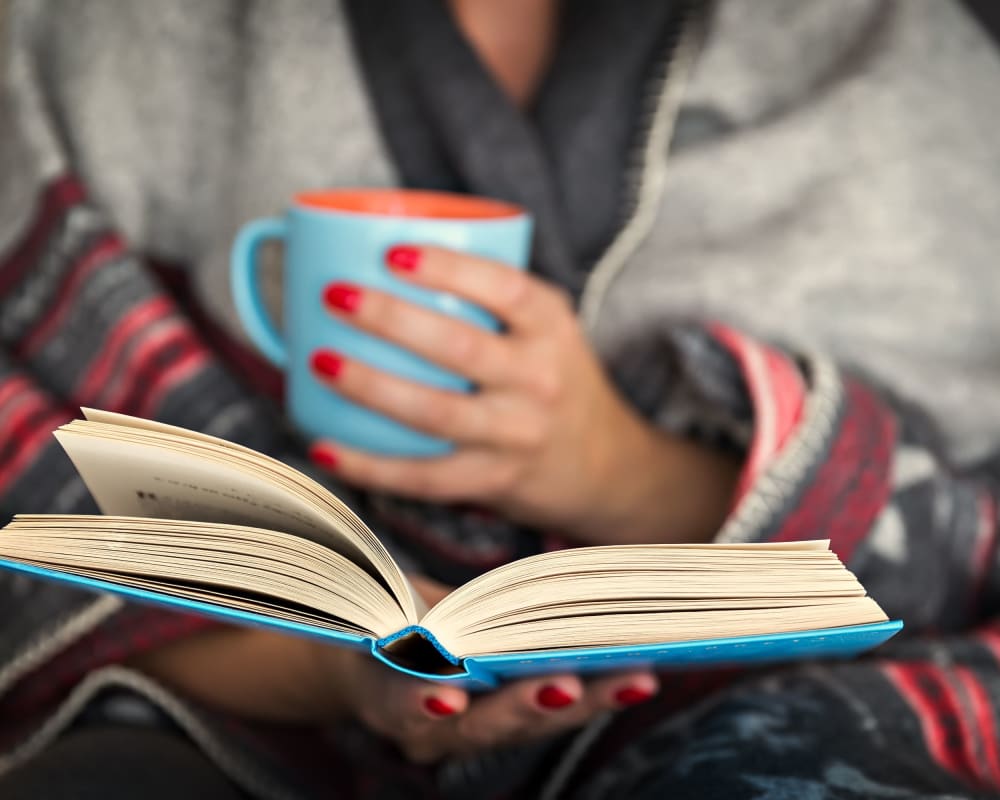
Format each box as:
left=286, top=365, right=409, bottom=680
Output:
left=55, top=421, right=418, bottom=623
left=57, top=432, right=353, bottom=550
left=420, top=542, right=888, bottom=657
left=0, top=515, right=410, bottom=637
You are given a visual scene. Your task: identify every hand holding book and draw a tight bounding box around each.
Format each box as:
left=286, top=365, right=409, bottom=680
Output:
left=130, top=575, right=659, bottom=764
left=330, top=572, right=660, bottom=764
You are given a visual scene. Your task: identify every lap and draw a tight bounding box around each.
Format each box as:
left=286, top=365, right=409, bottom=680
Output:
left=572, top=661, right=999, bottom=800
left=0, top=725, right=247, bottom=800
left=7, top=654, right=999, bottom=800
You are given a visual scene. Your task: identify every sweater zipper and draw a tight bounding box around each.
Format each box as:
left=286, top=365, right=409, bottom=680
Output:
left=578, top=3, right=706, bottom=333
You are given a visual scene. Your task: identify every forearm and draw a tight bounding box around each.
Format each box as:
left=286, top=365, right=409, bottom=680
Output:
left=129, top=627, right=353, bottom=723
left=580, top=320, right=1000, bottom=631
left=627, top=430, right=741, bottom=544
left=573, top=415, right=741, bottom=545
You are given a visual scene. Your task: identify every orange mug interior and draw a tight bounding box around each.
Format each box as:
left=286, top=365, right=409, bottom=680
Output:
left=295, top=189, right=523, bottom=220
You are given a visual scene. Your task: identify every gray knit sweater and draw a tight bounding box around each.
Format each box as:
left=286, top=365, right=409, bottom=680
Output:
left=4, top=0, right=999, bottom=460
left=2, top=2, right=1000, bottom=798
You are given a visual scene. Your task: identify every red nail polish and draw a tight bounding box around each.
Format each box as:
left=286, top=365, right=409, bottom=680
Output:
left=323, top=283, right=362, bottom=313
left=310, top=350, right=343, bottom=379
left=537, top=685, right=575, bottom=709
left=424, top=696, right=457, bottom=717
left=308, top=444, right=338, bottom=470
left=386, top=245, right=421, bottom=272
left=614, top=686, right=655, bottom=707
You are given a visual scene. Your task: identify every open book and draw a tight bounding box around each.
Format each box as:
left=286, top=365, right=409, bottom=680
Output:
left=0, top=410, right=901, bottom=687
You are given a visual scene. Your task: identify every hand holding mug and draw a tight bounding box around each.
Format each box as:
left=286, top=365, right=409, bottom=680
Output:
left=307, top=245, right=739, bottom=545
left=231, top=189, right=531, bottom=457
left=231, top=189, right=737, bottom=545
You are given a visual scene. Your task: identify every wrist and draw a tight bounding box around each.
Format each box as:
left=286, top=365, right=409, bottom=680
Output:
left=131, top=627, right=354, bottom=723
left=573, top=417, right=741, bottom=545
left=294, top=637, right=361, bottom=720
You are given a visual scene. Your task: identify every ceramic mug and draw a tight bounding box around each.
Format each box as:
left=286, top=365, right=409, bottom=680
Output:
left=230, top=189, right=532, bottom=456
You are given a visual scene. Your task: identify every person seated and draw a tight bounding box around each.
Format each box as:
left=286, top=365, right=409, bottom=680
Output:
left=0, top=1, right=998, bottom=797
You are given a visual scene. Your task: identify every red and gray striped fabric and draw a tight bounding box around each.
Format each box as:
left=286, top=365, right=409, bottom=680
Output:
left=2, top=175, right=1000, bottom=798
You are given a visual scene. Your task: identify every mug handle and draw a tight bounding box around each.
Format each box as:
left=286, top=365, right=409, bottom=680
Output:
left=230, top=217, right=288, bottom=368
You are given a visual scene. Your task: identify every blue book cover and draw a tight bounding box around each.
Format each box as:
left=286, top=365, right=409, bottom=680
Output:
left=0, top=410, right=903, bottom=689
left=0, top=557, right=902, bottom=691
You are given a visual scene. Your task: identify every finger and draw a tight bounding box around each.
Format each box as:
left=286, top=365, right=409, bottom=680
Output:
left=356, top=663, right=469, bottom=735
left=308, top=441, right=512, bottom=503
left=310, top=349, right=493, bottom=444
left=497, top=672, right=653, bottom=728
left=375, top=672, right=470, bottom=765
left=450, top=674, right=585, bottom=754
left=384, top=245, right=572, bottom=334
left=400, top=677, right=470, bottom=721
left=578, top=671, right=660, bottom=713
left=322, top=282, right=514, bottom=386
left=453, top=671, right=660, bottom=756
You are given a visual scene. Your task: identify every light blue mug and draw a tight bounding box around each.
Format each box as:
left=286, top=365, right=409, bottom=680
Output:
left=230, top=189, right=532, bottom=457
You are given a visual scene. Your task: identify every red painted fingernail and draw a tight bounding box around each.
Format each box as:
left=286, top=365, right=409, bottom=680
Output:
left=323, top=283, right=362, bottom=313
left=308, top=444, right=338, bottom=470
left=614, top=686, right=655, bottom=706
left=310, top=350, right=344, bottom=379
left=537, top=685, right=575, bottom=709
left=386, top=245, right=421, bottom=272
left=424, top=696, right=457, bottom=717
